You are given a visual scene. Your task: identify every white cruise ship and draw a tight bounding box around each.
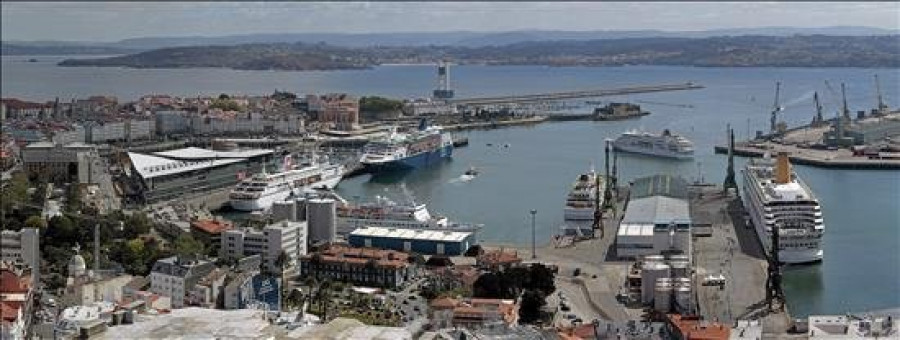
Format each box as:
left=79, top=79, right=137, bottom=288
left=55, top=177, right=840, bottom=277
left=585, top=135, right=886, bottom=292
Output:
left=612, top=129, right=694, bottom=159
left=561, top=168, right=605, bottom=236
left=742, top=152, right=824, bottom=264
left=229, top=155, right=344, bottom=211
left=335, top=194, right=480, bottom=234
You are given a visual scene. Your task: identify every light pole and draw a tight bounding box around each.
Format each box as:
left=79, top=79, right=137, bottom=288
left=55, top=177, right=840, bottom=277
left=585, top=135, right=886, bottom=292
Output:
left=530, top=209, right=537, bottom=259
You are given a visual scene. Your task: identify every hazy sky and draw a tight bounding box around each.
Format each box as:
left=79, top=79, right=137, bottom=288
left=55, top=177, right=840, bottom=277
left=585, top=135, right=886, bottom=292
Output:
left=2, top=2, right=898, bottom=42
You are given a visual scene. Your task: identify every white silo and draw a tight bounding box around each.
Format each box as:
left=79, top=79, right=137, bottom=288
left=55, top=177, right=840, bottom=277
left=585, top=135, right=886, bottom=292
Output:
left=271, top=200, right=297, bottom=222
left=654, top=279, right=673, bottom=312
left=641, top=261, right=670, bottom=305
left=674, top=283, right=693, bottom=314
left=307, top=198, right=336, bottom=243
left=670, top=260, right=690, bottom=278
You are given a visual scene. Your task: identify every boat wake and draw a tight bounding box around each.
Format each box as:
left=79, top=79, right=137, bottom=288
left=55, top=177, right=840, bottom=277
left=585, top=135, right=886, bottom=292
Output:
left=449, top=174, right=476, bottom=184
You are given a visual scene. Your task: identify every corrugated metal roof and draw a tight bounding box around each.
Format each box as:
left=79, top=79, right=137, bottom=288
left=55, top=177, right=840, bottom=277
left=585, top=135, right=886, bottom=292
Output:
left=622, top=196, right=691, bottom=225
left=631, top=175, right=688, bottom=200
left=153, top=147, right=272, bottom=160
left=349, top=226, right=472, bottom=242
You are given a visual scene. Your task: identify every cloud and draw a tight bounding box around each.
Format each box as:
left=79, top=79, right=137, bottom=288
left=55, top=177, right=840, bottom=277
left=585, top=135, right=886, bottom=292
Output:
left=2, top=1, right=897, bottom=41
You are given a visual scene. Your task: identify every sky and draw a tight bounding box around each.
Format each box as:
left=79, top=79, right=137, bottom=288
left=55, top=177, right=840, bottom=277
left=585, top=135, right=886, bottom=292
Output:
left=2, top=2, right=899, bottom=42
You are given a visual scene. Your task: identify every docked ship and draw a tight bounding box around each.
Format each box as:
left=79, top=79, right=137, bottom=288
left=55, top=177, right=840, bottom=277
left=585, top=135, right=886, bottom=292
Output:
left=336, top=195, right=481, bottom=235
left=360, top=120, right=453, bottom=173
left=229, top=155, right=344, bottom=211
left=561, top=168, right=605, bottom=236
left=611, top=129, right=694, bottom=159
left=742, top=152, right=824, bottom=264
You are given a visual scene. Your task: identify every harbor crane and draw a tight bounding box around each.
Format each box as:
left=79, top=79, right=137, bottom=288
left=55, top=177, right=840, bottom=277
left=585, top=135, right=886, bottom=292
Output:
left=769, top=82, right=783, bottom=135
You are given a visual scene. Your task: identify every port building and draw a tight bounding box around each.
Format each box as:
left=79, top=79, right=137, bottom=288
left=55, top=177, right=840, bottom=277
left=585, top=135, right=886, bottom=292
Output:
left=615, top=175, right=692, bottom=260
left=126, top=147, right=273, bottom=203
left=348, top=226, right=475, bottom=256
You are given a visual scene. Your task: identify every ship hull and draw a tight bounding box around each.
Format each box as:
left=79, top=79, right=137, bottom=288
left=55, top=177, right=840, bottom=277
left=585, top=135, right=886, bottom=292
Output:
left=363, top=145, right=453, bottom=173
left=612, top=143, right=694, bottom=160
left=229, top=175, right=342, bottom=212
left=741, top=169, right=824, bottom=265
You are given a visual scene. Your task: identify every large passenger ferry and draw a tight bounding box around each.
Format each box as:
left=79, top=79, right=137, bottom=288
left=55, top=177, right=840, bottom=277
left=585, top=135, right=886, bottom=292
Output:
left=742, top=152, right=824, bottom=264
left=335, top=194, right=480, bottom=235
left=561, top=167, right=605, bottom=237
left=228, top=155, right=344, bottom=211
left=360, top=120, right=453, bottom=173
left=612, top=129, right=694, bottom=159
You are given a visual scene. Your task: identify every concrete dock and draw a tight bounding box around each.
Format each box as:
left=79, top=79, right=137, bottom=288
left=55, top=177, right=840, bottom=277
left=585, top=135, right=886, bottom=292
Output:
left=714, top=142, right=900, bottom=169
left=690, top=185, right=796, bottom=338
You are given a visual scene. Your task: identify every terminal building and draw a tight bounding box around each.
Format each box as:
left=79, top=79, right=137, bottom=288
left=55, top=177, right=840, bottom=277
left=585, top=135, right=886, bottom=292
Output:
left=21, top=142, right=98, bottom=183
left=348, top=226, right=475, bottom=256
left=615, top=175, right=692, bottom=260
left=127, top=147, right=273, bottom=203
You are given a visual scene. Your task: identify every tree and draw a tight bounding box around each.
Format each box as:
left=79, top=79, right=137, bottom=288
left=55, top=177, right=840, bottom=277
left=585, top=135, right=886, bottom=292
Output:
left=518, top=290, right=547, bottom=324
left=472, top=272, right=503, bottom=298
left=24, top=215, right=47, bottom=230
left=46, top=215, right=76, bottom=245
left=274, top=250, right=291, bottom=308
left=527, top=263, right=557, bottom=296
left=173, top=234, right=204, bottom=258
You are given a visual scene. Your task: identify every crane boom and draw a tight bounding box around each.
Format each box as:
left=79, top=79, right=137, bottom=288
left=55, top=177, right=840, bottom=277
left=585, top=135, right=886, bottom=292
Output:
left=875, top=74, right=887, bottom=114
left=770, top=82, right=782, bottom=134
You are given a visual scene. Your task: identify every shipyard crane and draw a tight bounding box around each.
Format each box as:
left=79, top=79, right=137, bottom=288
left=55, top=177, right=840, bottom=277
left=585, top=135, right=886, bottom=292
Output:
left=769, top=82, right=783, bottom=135
left=812, top=92, right=825, bottom=126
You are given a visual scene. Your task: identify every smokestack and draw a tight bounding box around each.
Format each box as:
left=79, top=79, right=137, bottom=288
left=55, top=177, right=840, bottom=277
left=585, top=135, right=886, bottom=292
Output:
left=775, top=152, right=791, bottom=184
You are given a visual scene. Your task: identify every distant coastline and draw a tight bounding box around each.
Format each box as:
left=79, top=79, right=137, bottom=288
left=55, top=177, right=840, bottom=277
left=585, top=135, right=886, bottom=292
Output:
left=51, top=35, right=900, bottom=71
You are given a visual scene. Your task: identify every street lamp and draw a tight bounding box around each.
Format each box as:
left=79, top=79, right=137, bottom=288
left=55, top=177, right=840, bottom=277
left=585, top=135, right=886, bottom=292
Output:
left=530, top=209, right=537, bottom=259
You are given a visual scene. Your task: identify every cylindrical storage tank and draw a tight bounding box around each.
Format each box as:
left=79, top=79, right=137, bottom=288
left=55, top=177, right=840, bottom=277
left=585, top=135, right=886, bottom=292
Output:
left=670, top=260, right=690, bottom=278
left=271, top=200, right=297, bottom=222
left=644, top=255, right=665, bottom=263
left=667, top=254, right=690, bottom=263
left=307, top=198, right=336, bottom=243
left=674, top=285, right=692, bottom=314
left=641, top=262, right=670, bottom=305
left=654, top=280, right=673, bottom=312
left=674, top=277, right=691, bottom=287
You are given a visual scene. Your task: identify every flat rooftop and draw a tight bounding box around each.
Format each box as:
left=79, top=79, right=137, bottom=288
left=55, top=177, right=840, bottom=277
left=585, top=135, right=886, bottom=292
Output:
left=350, top=226, right=473, bottom=242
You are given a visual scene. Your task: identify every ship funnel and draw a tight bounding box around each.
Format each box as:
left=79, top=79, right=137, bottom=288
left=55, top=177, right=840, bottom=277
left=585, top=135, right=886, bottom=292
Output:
left=775, top=152, right=791, bottom=184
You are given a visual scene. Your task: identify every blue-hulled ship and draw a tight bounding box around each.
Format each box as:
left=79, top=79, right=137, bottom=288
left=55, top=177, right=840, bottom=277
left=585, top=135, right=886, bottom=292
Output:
left=360, top=120, right=453, bottom=173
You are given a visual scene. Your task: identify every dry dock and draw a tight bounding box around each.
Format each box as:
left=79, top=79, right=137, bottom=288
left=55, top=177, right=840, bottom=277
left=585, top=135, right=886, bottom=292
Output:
left=690, top=185, right=796, bottom=338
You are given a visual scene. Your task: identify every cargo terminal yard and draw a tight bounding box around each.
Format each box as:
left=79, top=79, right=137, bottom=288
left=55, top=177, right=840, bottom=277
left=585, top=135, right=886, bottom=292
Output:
left=715, top=111, right=900, bottom=169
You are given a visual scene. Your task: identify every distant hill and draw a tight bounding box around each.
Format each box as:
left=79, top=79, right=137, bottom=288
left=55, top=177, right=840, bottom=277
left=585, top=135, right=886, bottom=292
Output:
left=57, top=35, right=900, bottom=70
left=4, top=26, right=898, bottom=54
left=57, top=43, right=374, bottom=70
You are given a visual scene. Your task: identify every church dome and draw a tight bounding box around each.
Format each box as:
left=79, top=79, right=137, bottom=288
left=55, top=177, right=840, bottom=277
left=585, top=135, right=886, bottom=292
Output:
left=68, top=253, right=86, bottom=277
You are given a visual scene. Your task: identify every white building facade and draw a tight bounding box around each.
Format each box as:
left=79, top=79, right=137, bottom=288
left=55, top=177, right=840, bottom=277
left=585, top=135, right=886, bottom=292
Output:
left=220, top=221, right=308, bottom=274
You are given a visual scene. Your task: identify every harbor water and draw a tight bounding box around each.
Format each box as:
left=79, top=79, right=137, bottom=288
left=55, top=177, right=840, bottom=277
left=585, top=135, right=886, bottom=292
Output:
left=3, top=56, right=899, bottom=316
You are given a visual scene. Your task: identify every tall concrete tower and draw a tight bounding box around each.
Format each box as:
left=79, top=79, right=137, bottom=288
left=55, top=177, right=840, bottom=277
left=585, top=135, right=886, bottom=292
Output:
left=432, top=61, right=455, bottom=100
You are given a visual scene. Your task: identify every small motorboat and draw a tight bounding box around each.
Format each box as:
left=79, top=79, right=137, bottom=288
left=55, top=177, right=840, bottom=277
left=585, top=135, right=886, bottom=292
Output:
left=464, top=166, right=479, bottom=176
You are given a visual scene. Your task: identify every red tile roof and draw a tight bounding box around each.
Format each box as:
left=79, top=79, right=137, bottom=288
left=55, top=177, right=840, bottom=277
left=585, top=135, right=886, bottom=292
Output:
left=667, top=314, right=731, bottom=340
left=191, top=219, right=232, bottom=234
left=0, top=301, right=23, bottom=322
left=0, top=269, right=31, bottom=294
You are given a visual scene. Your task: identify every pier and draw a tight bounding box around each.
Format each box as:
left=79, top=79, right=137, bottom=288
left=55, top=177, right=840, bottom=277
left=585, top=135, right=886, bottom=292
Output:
left=450, top=82, right=704, bottom=105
